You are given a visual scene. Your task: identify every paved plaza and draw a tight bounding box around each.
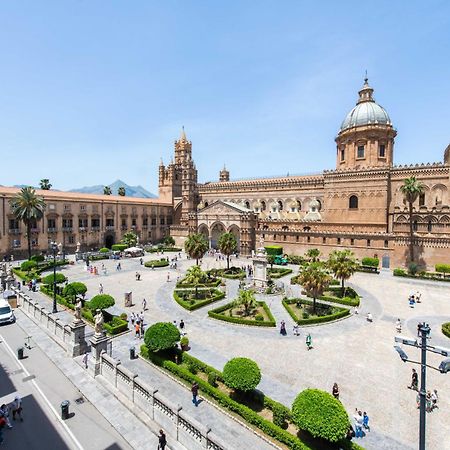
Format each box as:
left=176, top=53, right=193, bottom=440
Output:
left=11, top=252, right=450, bottom=450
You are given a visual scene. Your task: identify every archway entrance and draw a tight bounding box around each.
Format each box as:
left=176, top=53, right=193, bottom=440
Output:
left=210, top=223, right=225, bottom=249
left=382, top=255, right=390, bottom=269
left=198, top=224, right=209, bottom=246
left=228, top=225, right=240, bottom=254
left=105, top=234, right=115, bottom=249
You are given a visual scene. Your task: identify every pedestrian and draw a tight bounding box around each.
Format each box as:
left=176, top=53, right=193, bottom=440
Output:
left=408, top=368, right=418, bottom=390
left=179, top=319, right=185, bottom=335
left=0, top=404, right=12, bottom=429
left=363, top=412, right=370, bottom=432
left=431, top=389, right=439, bottom=410
left=99, top=283, right=103, bottom=294
left=409, top=295, right=415, bottom=308
left=332, top=383, right=340, bottom=400
left=280, top=320, right=287, bottom=336
left=306, top=333, right=312, bottom=350
left=142, top=298, right=147, bottom=311
left=11, top=396, right=23, bottom=421
left=353, top=409, right=363, bottom=438
left=417, top=323, right=421, bottom=337
left=140, top=257, right=143, bottom=265
left=354, top=305, right=359, bottom=315
left=82, top=352, right=88, bottom=369
left=366, top=312, right=373, bottom=322
left=158, top=429, right=167, bottom=450
left=191, top=382, right=199, bottom=407
left=292, top=325, right=300, bottom=336
left=395, top=318, right=402, bottom=333
left=135, top=322, right=140, bottom=338
left=140, top=320, right=145, bottom=339
left=131, top=312, right=136, bottom=327
left=167, top=272, right=170, bottom=282
left=416, top=291, right=422, bottom=303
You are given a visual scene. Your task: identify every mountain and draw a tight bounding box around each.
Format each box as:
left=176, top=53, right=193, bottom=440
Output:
left=69, top=179, right=156, bottom=198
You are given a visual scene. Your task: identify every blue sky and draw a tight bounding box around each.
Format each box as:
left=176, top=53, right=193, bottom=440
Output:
left=0, top=1, right=449, bottom=194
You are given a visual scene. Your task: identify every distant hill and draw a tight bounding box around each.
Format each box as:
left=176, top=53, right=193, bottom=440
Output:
left=69, top=180, right=157, bottom=198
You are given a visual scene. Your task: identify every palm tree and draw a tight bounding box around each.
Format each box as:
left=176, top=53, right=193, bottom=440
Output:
left=306, top=248, right=320, bottom=262
left=234, top=289, right=257, bottom=316
left=9, top=187, right=46, bottom=259
left=118, top=186, right=126, bottom=196
left=121, top=231, right=138, bottom=247
left=103, top=186, right=112, bottom=195
left=400, top=177, right=425, bottom=264
left=184, top=265, right=206, bottom=298
left=185, top=233, right=208, bottom=265
left=218, top=232, right=237, bottom=269
left=327, top=249, right=358, bottom=293
left=39, top=179, right=52, bottom=190
left=298, top=262, right=331, bottom=314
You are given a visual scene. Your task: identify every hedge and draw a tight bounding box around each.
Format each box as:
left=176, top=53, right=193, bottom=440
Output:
left=42, top=272, right=67, bottom=285
left=99, top=247, right=110, bottom=253
left=147, top=247, right=182, bottom=253
left=208, top=301, right=276, bottom=327
left=30, top=254, right=45, bottom=263
left=176, top=279, right=221, bottom=289
left=356, top=265, right=380, bottom=274
left=283, top=298, right=350, bottom=325
left=103, top=316, right=128, bottom=335
left=208, top=267, right=246, bottom=280
left=394, top=268, right=450, bottom=282
left=144, top=322, right=180, bottom=352
left=361, top=257, right=379, bottom=267
left=88, top=294, right=115, bottom=310
left=62, top=282, right=87, bottom=299
left=111, top=244, right=128, bottom=251
left=21, top=260, right=37, bottom=272
left=286, top=255, right=305, bottom=265
left=442, top=322, right=450, bottom=339
left=144, top=259, right=169, bottom=268
left=173, top=289, right=225, bottom=311
left=267, top=267, right=293, bottom=279
left=40, top=285, right=75, bottom=310
left=265, top=245, right=283, bottom=256
left=435, top=264, right=450, bottom=274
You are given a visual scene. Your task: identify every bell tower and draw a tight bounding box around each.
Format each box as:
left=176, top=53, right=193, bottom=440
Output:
left=219, top=164, right=230, bottom=182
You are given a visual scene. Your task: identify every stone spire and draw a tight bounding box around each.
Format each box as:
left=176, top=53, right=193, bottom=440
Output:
left=357, top=75, right=375, bottom=104
left=219, top=164, right=230, bottom=182
left=180, top=126, right=187, bottom=142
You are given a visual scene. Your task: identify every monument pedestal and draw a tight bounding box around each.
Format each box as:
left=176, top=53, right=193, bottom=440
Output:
left=252, top=245, right=268, bottom=289
left=68, top=321, right=88, bottom=357
left=89, top=333, right=109, bottom=376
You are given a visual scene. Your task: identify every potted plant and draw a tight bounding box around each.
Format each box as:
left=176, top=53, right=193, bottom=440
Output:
left=180, top=336, right=190, bottom=351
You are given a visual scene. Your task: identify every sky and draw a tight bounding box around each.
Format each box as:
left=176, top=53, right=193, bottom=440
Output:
left=0, top=1, right=449, bottom=195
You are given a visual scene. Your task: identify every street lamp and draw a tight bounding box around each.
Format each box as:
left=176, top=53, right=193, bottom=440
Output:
left=393, top=323, right=450, bottom=450
left=50, top=241, right=59, bottom=313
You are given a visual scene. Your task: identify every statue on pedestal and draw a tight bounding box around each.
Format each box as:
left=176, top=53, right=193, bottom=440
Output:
left=74, top=299, right=83, bottom=323
left=94, top=309, right=104, bottom=336
left=76, top=242, right=81, bottom=253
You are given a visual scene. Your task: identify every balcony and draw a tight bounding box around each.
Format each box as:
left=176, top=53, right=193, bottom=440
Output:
left=79, top=227, right=87, bottom=232
left=47, top=227, right=57, bottom=233
left=106, top=225, right=115, bottom=231
left=120, top=226, right=127, bottom=231
left=31, top=228, right=40, bottom=233
left=8, top=229, right=21, bottom=235
left=91, top=226, right=100, bottom=232
left=62, top=227, right=73, bottom=232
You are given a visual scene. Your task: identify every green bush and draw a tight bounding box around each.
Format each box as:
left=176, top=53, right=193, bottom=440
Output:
left=267, top=267, right=293, bottom=278
left=21, top=260, right=37, bottom=272
left=88, top=294, right=115, bottom=310
left=264, top=245, right=283, bottom=256
left=30, top=254, right=45, bottom=263
left=283, top=299, right=350, bottom=325
left=99, top=247, right=109, bottom=253
left=223, top=357, right=261, bottom=392
left=144, top=259, right=169, bottom=268
left=208, top=371, right=218, bottom=387
left=272, top=403, right=290, bottom=428
left=292, top=389, right=349, bottom=443
left=173, top=289, right=225, bottom=311
left=287, top=255, right=305, bottom=265
left=103, top=316, right=128, bottom=335
left=111, top=244, right=127, bottom=251
left=435, top=264, right=450, bottom=274
left=144, top=322, right=180, bottom=352
left=208, top=301, right=276, bottom=327
left=442, top=322, right=450, bottom=339
left=62, top=282, right=87, bottom=299
left=42, top=272, right=67, bottom=285
left=255, top=314, right=264, bottom=322
left=361, top=257, right=379, bottom=267
left=393, top=268, right=407, bottom=277
left=408, top=262, right=419, bottom=275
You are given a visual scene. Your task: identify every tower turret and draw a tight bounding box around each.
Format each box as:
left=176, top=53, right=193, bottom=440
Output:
left=219, top=164, right=230, bottom=182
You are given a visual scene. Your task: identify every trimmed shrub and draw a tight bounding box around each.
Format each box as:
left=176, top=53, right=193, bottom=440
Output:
left=62, top=282, right=87, bottom=299
left=361, top=257, right=379, bottom=267
left=144, top=258, right=169, bottom=268
left=21, top=260, right=37, bottom=272
left=173, top=289, right=225, bottom=311
left=208, top=301, right=276, bottom=327
left=265, top=245, right=283, bottom=256
left=292, top=389, right=349, bottom=443
left=283, top=298, right=350, bottom=325
left=435, top=264, right=450, bottom=274
left=267, top=267, right=293, bottom=278
left=223, top=357, right=261, bottom=392
left=393, top=268, right=407, bottom=277
left=103, top=316, right=128, bottom=335
left=144, top=322, right=180, bottom=352
left=442, top=322, right=450, bottom=339
left=208, top=371, right=218, bottom=387
left=42, top=272, right=67, bottom=285
left=30, top=254, right=45, bottom=263
left=111, top=244, right=127, bottom=251
left=408, top=262, right=419, bottom=275
left=88, top=294, right=115, bottom=310
left=272, top=403, right=290, bottom=428
left=99, top=247, right=109, bottom=253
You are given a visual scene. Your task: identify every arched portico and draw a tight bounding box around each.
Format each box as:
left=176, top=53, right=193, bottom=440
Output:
left=210, top=222, right=226, bottom=249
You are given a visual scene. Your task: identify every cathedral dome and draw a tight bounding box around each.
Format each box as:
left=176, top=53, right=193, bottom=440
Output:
left=340, top=78, right=392, bottom=132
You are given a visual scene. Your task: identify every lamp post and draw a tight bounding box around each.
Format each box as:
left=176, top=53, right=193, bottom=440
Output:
left=394, top=323, right=449, bottom=450
left=51, top=241, right=58, bottom=313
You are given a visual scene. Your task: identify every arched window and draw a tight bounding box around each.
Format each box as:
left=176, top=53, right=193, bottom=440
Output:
left=261, top=201, right=266, bottom=211
left=245, top=201, right=250, bottom=209
left=204, top=202, right=208, bottom=207
left=419, top=193, right=425, bottom=206
left=413, top=220, right=418, bottom=231
left=427, top=220, right=432, bottom=232
left=278, top=200, right=283, bottom=211
left=349, top=195, right=358, bottom=209
left=316, top=200, right=322, bottom=210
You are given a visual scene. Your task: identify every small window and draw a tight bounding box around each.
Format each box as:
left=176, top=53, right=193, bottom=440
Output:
left=245, top=201, right=250, bottom=209
left=350, top=238, right=355, bottom=245
left=357, top=145, right=365, bottom=158
left=349, top=195, right=358, bottom=209
left=427, top=220, right=432, bottom=232
left=80, top=204, right=86, bottom=211
left=419, top=193, right=425, bottom=206
left=160, top=217, right=165, bottom=225
left=384, top=240, right=389, bottom=248
left=413, top=220, right=418, bottom=231
left=296, top=235, right=299, bottom=242
left=132, top=218, right=137, bottom=227
left=68, top=235, right=75, bottom=244
left=340, top=149, right=345, bottom=161
left=337, top=237, right=341, bottom=245
left=379, top=144, right=386, bottom=158
left=283, top=235, right=286, bottom=241
left=261, top=201, right=266, bottom=211
left=307, top=236, right=311, bottom=243
left=278, top=201, right=283, bottom=211
left=273, top=234, right=277, bottom=240
left=323, top=237, right=326, bottom=244
left=367, top=239, right=371, bottom=247
left=204, top=201, right=209, bottom=207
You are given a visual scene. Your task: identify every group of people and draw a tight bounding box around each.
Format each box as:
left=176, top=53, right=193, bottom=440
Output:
left=408, top=369, right=439, bottom=411
left=0, top=395, right=23, bottom=446
left=350, top=409, right=370, bottom=439
left=279, top=321, right=312, bottom=349
left=408, top=291, right=422, bottom=308
left=173, top=319, right=186, bottom=335
left=130, top=311, right=146, bottom=339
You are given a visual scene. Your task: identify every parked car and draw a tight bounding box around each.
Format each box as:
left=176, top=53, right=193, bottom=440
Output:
left=439, top=357, right=450, bottom=373
left=0, top=299, right=15, bottom=325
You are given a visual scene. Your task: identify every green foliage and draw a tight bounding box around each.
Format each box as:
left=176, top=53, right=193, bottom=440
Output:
left=442, top=322, right=450, bottom=339
left=223, top=357, right=261, bottom=392
left=30, top=254, right=45, bottom=263
left=103, top=317, right=128, bottom=335
left=267, top=267, right=293, bottom=278
left=291, top=389, right=349, bottom=443
left=207, top=267, right=245, bottom=279
left=173, top=289, right=225, bottom=311
left=283, top=298, right=350, bottom=325
left=393, top=268, right=407, bottom=277
left=305, top=248, right=320, bottom=262
left=297, top=262, right=331, bottom=313
left=361, top=257, right=379, bottom=267
left=144, top=259, right=169, bottom=268
left=88, top=294, right=115, bottom=310
left=121, top=231, right=138, bottom=248
left=208, top=371, right=218, bottom=387
left=184, top=233, right=209, bottom=263
left=111, top=244, right=127, bottom=251
left=21, top=260, right=37, bottom=272
left=272, top=403, right=290, bottom=428
left=103, top=186, right=112, bottom=195
left=99, top=247, right=109, bottom=253
left=118, top=186, right=126, bottom=196
left=435, top=263, right=450, bottom=274
left=180, top=336, right=189, bottom=347
left=327, top=250, right=358, bottom=289
left=163, top=235, right=176, bottom=247
left=234, top=289, right=258, bottom=316
left=408, top=262, right=419, bottom=275
left=144, top=322, right=180, bottom=352
left=39, top=179, right=52, bottom=190
left=42, top=272, right=67, bottom=285
left=62, top=282, right=87, bottom=300
left=255, top=314, right=264, bottom=322
left=264, top=245, right=283, bottom=256
left=218, top=232, right=238, bottom=269
left=287, top=255, right=305, bottom=265
left=183, top=265, right=208, bottom=285
left=209, top=301, right=276, bottom=327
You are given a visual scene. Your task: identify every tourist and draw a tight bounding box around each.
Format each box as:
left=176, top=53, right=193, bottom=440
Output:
left=395, top=318, right=402, bottom=333
left=366, top=312, right=373, bottom=322
left=416, top=290, right=422, bottom=303
left=0, top=404, right=12, bottom=429
left=431, top=389, right=439, bottom=410
left=354, top=305, right=359, bottom=315
left=292, top=325, right=300, bottom=336
left=142, top=298, right=147, bottom=311
left=135, top=322, right=140, bottom=339
left=332, top=383, right=340, bottom=400
left=191, top=382, right=199, bottom=407
left=409, top=368, right=418, bottom=391
left=306, top=333, right=312, bottom=350
left=140, top=257, right=143, bottom=265
left=280, top=320, right=287, bottom=336
left=179, top=319, right=185, bottom=335
left=158, top=429, right=167, bottom=450
left=82, top=351, right=88, bottom=369
left=99, top=283, right=103, bottom=294
left=417, top=323, right=421, bottom=337
left=409, top=295, right=415, bottom=308
left=363, top=412, right=370, bottom=432
left=135, top=272, right=141, bottom=281
left=11, top=395, right=23, bottom=421
left=426, top=391, right=433, bottom=412
left=167, top=272, right=170, bottom=282
left=130, top=312, right=136, bottom=327
left=140, top=318, right=145, bottom=338
left=353, top=409, right=364, bottom=438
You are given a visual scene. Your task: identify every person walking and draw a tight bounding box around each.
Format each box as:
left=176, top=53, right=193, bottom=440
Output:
left=354, top=410, right=364, bottom=438
left=409, top=368, right=418, bottom=391
left=135, top=322, right=140, bottom=339
left=142, top=298, right=147, bottom=311
left=395, top=318, right=402, bottom=333
left=332, top=383, right=340, bottom=400
left=166, top=272, right=170, bottom=282
left=280, top=320, right=287, bottom=336
left=130, top=312, right=136, bottom=327
left=11, top=396, right=23, bottom=421
left=0, top=404, right=12, bottom=429
left=179, top=319, right=185, bottom=335
left=306, top=333, right=312, bottom=350
left=99, top=283, right=103, bottom=294
left=363, top=412, right=370, bottom=432
left=191, top=382, right=199, bottom=407
left=158, top=429, right=167, bottom=449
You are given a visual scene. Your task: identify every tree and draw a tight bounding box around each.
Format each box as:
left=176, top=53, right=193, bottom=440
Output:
left=62, top=282, right=88, bottom=303
left=218, top=232, right=237, bottom=269
left=42, top=272, right=67, bottom=286
left=184, top=265, right=207, bottom=298
left=9, top=187, right=46, bottom=259
left=306, top=248, right=320, bottom=262
left=223, top=357, right=261, bottom=392
left=118, top=186, right=126, bottom=196
left=163, top=235, right=175, bottom=247
left=291, top=389, right=349, bottom=443
left=327, top=249, right=358, bottom=292
left=234, top=289, right=258, bottom=316
left=103, top=186, right=112, bottom=195
left=88, top=294, right=115, bottom=310
left=121, top=231, right=138, bottom=247
left=400, top=176, right=425, bottom=264
left=144, top=322, right=180, bottom=352
left=184, top=233, right=208, bottom=265
left=297, top=262, right=331, bottom=313
left=267, top=254, right=276, bottom=269
left=39, top=179, right=52, bottom=190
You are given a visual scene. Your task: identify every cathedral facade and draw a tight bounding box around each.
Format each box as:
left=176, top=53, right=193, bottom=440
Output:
left=164, top=79, right=450, bottom=269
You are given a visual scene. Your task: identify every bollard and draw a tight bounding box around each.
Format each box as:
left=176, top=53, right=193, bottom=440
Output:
left=17, top=347, right=24, bottom=360
left=129, top=347, right=135, bottom=360
left=61, top=400, right=70, bottom=420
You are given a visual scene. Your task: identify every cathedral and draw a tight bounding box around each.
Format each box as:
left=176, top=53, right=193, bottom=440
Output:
left=162, top=79, right=450, bottom=269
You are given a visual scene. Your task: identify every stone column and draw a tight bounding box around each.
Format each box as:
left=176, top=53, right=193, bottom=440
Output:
left=68, top=321, right=88, bottom=357
left=89, top=334, right=109, bottom=376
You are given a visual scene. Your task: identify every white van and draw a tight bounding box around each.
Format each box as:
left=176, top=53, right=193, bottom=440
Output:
left=0, top=299, right=15, bottom=325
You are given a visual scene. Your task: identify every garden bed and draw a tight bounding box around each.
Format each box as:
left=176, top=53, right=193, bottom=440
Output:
left=268, top=267, right=293, bottom=279
left=176, top=278, right=221, bottom=289
left=173, top=288, right=225, bottom=311
left=356, top=265, right=380, bottom=274
left=208, top=300, right=276, bottom=327
left=146, top=247, right=182, bottom=253
left=283, top=298, right=350, bottom=325
left=207, top=267, right=246, bottom=279
left=442, top=322, right=450, bottom=339
left=144, top=258, right=169, bottom=268
left=393, top=268, right=450, bottom=282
